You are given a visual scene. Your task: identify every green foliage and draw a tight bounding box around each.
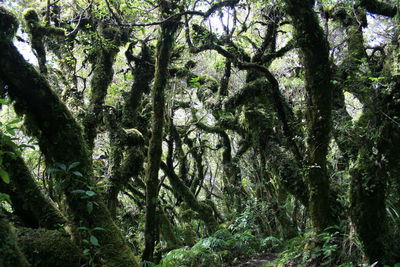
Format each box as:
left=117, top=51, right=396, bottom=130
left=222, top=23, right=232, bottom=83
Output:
left=189, top=77, right=201, bottom=88
left=228, top=202, right=262, bottom=233
left=0, top=168, right=9, bottom=184
left=78, top=225, right=107, bottom=265
left=158, top=227, right=280, bottom=267
left=0, top=192, right=10, bottom=204
left=157, top=244, right=223, bottom=267
left=270, top=229, right=341, bottom=267
left=0, top=100, right=25, bottom=185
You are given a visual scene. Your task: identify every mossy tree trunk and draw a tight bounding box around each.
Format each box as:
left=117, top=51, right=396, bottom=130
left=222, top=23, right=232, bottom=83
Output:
left=160, top=161, right=219, bottom=234
left=83, top=24, right=121, bottom=152
left=332, top=6, right=400, bottom=263
left=105, top=42, right=154, bottom=217
left=142, top=0, right=180, bottom=262
left=0, top=8, right=138, bottom=266
left=0, top=133, right=65, bottom=229
left=284, top=0, right=336, bottom=230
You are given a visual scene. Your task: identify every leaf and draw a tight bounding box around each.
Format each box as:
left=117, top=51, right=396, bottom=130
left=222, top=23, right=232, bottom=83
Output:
left=87, top=201, right=93, bottom=214
left=90, top=235, right=99, bottom=246
left=0, top=98, right=8, bottom=105
left=0, top=169, right=10, bottom=184
left=83, top=248, right=90, bottom=255
left=55, top=162, right=67, bottom=171
left=92, top=227, right=106, bottom=231
left=7, top=119, right=22, bottom=125
left=0, top=193, right=11, bottom=203
left=85, top=191, right=96, bottom=197
left=68, top=162, right=80, bottom=171
left=18, top=144, right=36, bottom=150
left=6, top=127, right=16, bottom=136
left=73, top=171, right=83, bottom=177
left=71, top=189, right=86, bottom=194
left=46, top=168, right=60, bottom=174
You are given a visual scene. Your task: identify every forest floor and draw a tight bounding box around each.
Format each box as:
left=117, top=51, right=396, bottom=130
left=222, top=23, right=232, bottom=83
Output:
left=230, top=253, right=277, bottom=267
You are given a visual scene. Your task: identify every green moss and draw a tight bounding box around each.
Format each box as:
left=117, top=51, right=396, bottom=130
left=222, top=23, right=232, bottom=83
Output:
left=0, top=133, right=66, bottom=229
left=23, top=8, right=39, bottom=23
left=17, top=228, right=80, bottom=267
left=0, top=6, right=19, bottom=40
left=158, top=209, right=181, bottom=249
left=0, top=13, right=138, bottom=266
left=0, top=217, right=30, bottom=267
left=198, top=74, right=219, bottom=92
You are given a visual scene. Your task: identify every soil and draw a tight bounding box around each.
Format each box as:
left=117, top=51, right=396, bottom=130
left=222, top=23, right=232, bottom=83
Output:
left=230, top=253, right=277, bottom=267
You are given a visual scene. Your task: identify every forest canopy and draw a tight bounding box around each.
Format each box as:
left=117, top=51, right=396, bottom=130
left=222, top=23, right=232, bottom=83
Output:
left=0, top=0, right=400, bottom=266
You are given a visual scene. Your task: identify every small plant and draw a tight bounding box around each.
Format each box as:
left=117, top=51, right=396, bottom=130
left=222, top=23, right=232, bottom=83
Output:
left=260, top=236, right=282, bottom=252
left=228, top=202, right=262, bottom=233
left=47, top=161, right=83, bottom=177
left=158, top=226, right=273, bottom=267
left=78, top=226, right=106, bottom=266
left=270, top=228, right=341, bottom=266
left=71, top=186, right=99, bottom=215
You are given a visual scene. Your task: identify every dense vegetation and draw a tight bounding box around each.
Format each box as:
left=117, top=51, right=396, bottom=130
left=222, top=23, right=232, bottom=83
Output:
left=1, top=0, right=400, bottom=266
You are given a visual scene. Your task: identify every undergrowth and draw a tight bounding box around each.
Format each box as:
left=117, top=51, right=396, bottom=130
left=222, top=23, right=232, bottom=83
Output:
left=157, top=228, right=281, bottom=267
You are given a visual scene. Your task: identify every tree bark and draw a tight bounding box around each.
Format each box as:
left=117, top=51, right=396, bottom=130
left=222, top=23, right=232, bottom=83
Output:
left=284, top=0, right=336, bottom=230
left=142, top=0, right=180, bottom=262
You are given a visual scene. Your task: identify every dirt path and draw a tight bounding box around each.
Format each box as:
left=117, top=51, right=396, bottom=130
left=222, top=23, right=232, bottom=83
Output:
left=231, top=253, right=277, bottom=267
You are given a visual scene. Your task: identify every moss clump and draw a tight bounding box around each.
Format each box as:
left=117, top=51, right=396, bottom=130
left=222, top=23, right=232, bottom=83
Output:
left=0, top=6, right=18, bottom=40
left=23, top=8, right=39, bottom=23
left=17, top=228, right=81, bottom=267
left=0, top=216, right=30, bottom=267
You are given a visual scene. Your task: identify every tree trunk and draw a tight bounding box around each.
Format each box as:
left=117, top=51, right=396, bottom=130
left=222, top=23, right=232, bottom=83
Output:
left=284, top=0, right=336, bottom=230
left=0, top=133, right=65, bottom=229
left=142, top=0, right=180, bottom=262
left=0, top=8, right=138, bottom=266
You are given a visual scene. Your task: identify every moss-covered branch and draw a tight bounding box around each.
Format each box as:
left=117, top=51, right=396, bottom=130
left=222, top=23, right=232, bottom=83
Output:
left=142, top=0, right=180, bottom=261
left=0, top=133, right=65, bottom=229
left=83, top=24, right=121, bottom=152
left=160, top=161, right=218, bottom=233
left=358, top=0, right=397, bottom=17
left=23, top=8, right=64, bottom=74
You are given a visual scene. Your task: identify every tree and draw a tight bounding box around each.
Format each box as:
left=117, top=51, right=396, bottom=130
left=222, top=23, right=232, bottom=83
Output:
left=1, top=0, right=400, bottom=266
